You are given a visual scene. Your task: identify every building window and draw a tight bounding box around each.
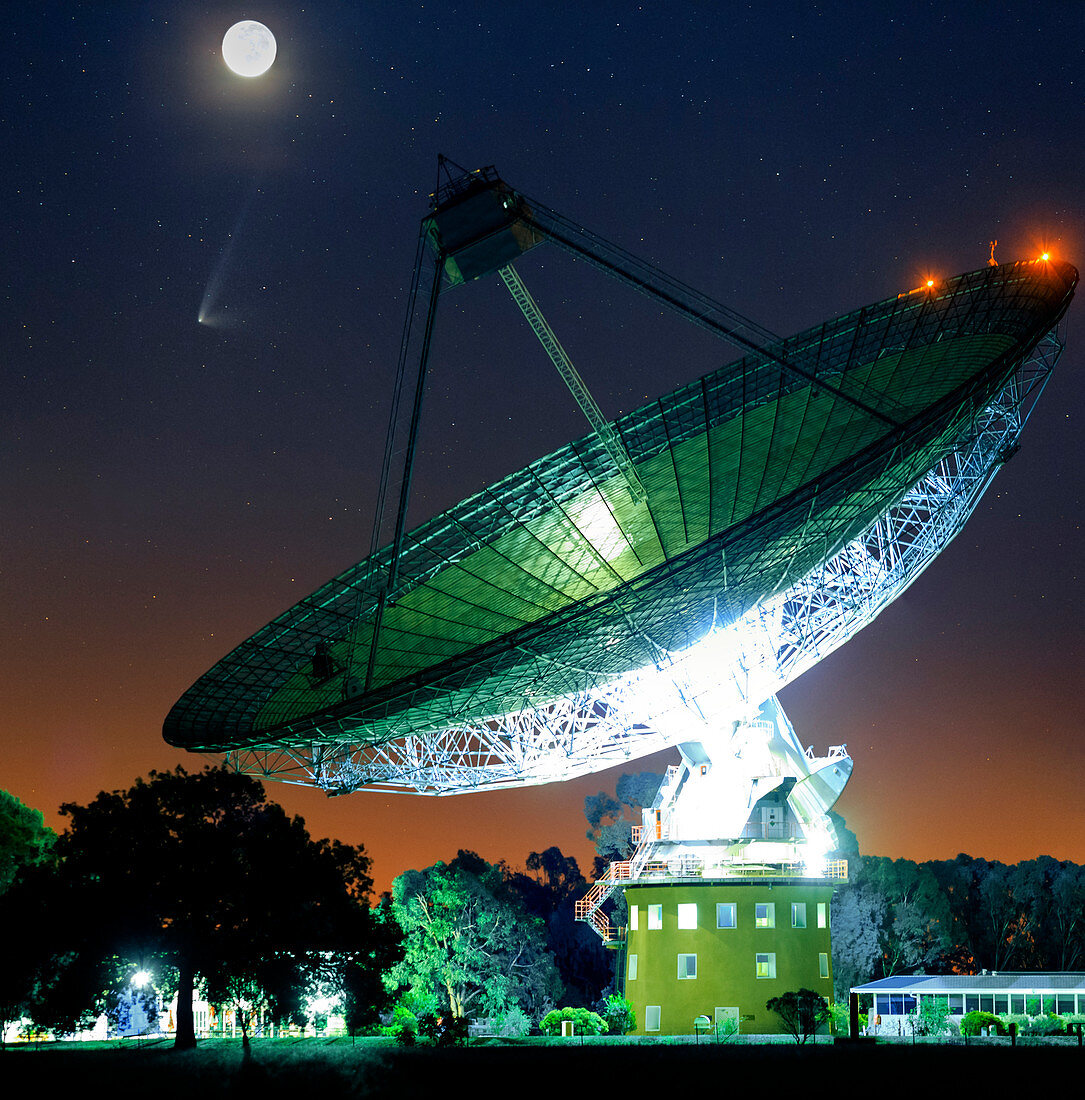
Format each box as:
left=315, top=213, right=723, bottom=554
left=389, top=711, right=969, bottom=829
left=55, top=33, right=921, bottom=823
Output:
left=817, top=902, right=827, bottom=928
left=878, top=993, right=918, bottom=1016
left=819, top=952, right=829, bottom=979
left=791, top=902, right=807, bottom=928
left=645, top=1005, right=661, bottom=1032
left=755, top=902, right=775, bottom=928
left=716, top=902, right=737, bottom=929
left=629, top=905, right=639, bottom=931
left=648, top=904, right=663, bottom=930
left=677, top=903, right=697, bottom=929
left=627, top=954, right=637, bottom=981
left=756, top=952, right=776, bottom=979
left=708, top=902, right=735, bottom=928
left=678, top=954, right=697, bottom=980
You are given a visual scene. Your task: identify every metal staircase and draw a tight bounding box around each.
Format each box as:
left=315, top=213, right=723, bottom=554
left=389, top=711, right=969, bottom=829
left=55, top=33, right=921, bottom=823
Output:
left=574, top=766, right=682, bottom=943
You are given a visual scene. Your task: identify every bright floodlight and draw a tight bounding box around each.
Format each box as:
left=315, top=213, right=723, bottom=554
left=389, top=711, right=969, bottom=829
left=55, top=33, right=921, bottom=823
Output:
left=222, top=21, right=276, bottom=78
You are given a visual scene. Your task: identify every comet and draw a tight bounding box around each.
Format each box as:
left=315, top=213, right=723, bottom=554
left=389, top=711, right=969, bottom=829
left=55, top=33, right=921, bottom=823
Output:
left=197, top=189, right=254, bottom=328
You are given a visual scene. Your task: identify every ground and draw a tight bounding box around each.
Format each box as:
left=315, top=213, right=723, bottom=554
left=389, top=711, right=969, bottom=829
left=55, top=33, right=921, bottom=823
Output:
left=1, top=1037, right=1083, bottom=1097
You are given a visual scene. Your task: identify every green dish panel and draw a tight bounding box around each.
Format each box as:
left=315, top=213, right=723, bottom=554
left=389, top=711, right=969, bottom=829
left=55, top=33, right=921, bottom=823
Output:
left=163, top=260, right=1076, bottom=753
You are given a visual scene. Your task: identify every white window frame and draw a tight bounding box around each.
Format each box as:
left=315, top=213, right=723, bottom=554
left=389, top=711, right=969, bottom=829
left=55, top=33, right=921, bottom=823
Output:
left=791, top=902, right=807, bottom=928
left=755, top=902, right=775, bottom=928
left=648, top=903, right=663, bottom=930
left=677, top=953, right=697, bottom=980
left=645, top=1005, right=661, bottom=1032
left=628, top=954, right=638, bottom=981
left=716, top=902, right=737, bottom=929
left=819, top=952, right=829, bottom=979
left=817, top=902, right=828, bottom=928
left=755, top=952, right=776, bottom=979
left=677, top=903, right=697, bottom=929
left=630, top=904, right=639, bottom=931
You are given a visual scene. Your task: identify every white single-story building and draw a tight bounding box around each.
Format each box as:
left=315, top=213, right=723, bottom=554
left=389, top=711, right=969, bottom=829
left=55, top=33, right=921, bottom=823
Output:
left=852, top=973, right=1085, bottom=1035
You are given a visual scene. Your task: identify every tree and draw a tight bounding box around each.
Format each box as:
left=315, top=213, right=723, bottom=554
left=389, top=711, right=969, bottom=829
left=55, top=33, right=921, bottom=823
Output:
left=0, top=793, right=59, bottom=1044
left=584, top=771, right=663, bottom=940
left=0, top=789, right=56, bottom=895
left=585, top=771, right=663, bottom=877
left=0, top=767, right=401, bottom=1048
left=389, top=850, right=561, bottom=1021
left=1043, top=860, right=1085, bottom=969
left=766, top=989, right=830, bottom=1044
left=830, top=882, right=886, bottom=1003
left=506, top=846, right=611, bottom=1006
left=861, top=857, right=956, bottom=975
left=826, top=811, right=860, bottom=861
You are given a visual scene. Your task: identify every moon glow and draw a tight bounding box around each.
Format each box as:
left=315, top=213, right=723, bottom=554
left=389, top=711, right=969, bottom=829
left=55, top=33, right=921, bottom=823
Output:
left=222, top=21, right=277, bottom=78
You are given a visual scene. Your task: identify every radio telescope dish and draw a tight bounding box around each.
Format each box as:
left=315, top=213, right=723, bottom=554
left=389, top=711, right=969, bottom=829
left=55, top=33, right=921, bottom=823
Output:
left=164, top=166, right=1076, bottom=802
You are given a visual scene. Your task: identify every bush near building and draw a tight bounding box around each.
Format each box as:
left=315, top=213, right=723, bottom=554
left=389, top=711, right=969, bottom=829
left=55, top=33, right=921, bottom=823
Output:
left=960, top=1011, right=1005, bottom=1037
left=539, top=1007, right=607, bottom=1036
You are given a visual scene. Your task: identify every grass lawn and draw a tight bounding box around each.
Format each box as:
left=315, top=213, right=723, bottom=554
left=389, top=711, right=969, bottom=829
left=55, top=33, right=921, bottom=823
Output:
left=2, top=1035, right=1082, bottom=1096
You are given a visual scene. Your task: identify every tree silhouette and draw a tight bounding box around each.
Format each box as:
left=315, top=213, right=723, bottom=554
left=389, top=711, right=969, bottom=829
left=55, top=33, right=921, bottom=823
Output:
left=0, top=789, right=56, bottom=895
left=766, top=988, right=830, bottom=1043
left=0, top=767, right=401, bottom=1047
left=506, top=846, right=611, bottom=1006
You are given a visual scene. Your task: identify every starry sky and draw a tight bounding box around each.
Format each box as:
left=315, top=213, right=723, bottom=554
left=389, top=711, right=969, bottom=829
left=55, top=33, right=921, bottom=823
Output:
left=3, top=2, right=1083, bottom=894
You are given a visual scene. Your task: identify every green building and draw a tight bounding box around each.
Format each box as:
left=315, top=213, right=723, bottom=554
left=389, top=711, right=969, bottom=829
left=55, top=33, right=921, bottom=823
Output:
left=622, top=877, right=836, bottom=1037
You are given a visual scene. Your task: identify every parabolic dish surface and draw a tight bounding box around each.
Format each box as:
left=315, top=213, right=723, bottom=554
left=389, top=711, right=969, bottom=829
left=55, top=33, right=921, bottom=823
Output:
left=164, top=258, right=1076, bottom=756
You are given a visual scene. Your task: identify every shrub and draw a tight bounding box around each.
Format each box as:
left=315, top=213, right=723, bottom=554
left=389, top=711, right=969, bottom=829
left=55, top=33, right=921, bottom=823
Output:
left=381, top=1002, right=418, bottom=1045
left=716, top=1015, right=740, bottom=1041
left=539, top=1007, right=608, bottom=1037
left=911, top=998, right=952, bottom=1036
left=828, top=1002, right=854, bottom=1035
left=1004, top=1013, right=1029, bottom=1036
left=960, top=1010, right=1005, bottom=1037
left=766, top=989, right=830, bottom=1044
left=498, top=1005, right=532, bottom=1038
left=601, top=994, right=635, bottom=1036
left=1024, top=1013, right=1066, bottom=1037
left=417, top=1012, right=469, bottom=1046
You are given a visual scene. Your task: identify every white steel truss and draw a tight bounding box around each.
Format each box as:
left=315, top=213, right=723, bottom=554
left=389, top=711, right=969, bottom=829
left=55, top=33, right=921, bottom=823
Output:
left=220, top=329, right=1061, bottom=794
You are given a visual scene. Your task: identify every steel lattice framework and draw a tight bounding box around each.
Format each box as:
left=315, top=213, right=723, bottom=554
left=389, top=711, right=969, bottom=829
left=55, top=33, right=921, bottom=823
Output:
left=216, top=325, right=1064, bottom=793
left=164, top=169, right=1077, bottom=795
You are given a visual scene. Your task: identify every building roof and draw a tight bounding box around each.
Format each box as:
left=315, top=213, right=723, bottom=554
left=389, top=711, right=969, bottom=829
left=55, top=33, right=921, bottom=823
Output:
left=854, top=973, right=1085, bottom=994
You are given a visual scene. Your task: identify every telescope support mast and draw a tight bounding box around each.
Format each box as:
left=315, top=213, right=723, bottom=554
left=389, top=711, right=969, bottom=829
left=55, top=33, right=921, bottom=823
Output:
left=498, top=263, right=647, bottom=505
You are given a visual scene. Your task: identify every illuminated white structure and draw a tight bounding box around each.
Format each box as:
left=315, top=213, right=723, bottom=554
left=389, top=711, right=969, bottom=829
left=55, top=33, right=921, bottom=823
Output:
left=222, top=325, right=1059, bottom=805
left=166, top=168, right=1074, bottom=978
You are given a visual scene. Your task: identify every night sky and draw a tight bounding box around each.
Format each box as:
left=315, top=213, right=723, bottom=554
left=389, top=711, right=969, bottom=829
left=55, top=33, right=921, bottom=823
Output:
left=4, top=2, right=1083, bottom=894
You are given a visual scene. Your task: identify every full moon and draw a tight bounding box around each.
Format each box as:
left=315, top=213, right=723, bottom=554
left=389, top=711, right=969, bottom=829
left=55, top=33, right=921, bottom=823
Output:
left=221, top=20, right=276, bottom=78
